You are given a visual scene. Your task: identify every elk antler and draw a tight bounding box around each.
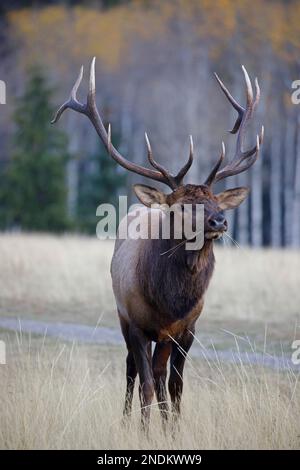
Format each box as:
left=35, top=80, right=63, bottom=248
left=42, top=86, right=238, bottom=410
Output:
left=205, top=65, right=264, bottom=186
left=52, top=57, right=193, bottom=190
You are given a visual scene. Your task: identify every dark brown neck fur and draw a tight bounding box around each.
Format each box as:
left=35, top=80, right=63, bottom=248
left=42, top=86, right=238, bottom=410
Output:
left=137, top=238, right=215, bottom=321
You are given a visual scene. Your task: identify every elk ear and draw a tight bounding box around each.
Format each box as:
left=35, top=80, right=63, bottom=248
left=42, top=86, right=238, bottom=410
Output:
left=133, top=184, right=167, bottom=208
left=215, top=187, right=250, bottom=210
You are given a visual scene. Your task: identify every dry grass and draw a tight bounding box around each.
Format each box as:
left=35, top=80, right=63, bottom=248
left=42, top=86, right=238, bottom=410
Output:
left=1, top=333, right=299, bottom=450
left=0, top=233, right=115, bottom=325
left=0, top=233, right=299, bottom=330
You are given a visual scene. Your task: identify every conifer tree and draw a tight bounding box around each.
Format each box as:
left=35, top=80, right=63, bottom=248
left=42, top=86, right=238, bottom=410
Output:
left=77, top=133, right=127, bottom=233
left=1, top=65, right=69, bottom=231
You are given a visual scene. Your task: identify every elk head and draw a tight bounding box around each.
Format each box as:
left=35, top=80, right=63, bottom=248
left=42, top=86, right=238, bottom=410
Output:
left=52, top=58, right=264, bottom=244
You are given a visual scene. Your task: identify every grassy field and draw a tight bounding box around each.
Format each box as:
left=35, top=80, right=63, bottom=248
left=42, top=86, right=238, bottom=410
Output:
left=1, top=332, right=300, bottom=450
left=0, top=233, right=300, bottom=449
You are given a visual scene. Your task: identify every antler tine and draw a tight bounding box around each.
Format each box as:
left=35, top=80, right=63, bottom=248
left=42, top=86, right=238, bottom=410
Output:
left=253, top=77, right=260, bottom=110
left=242, top=65, right=253, bottom=106
left=205, top=142, right=225, bottom=186
left=71, top=65, right=84, bottom=100
left=189, top=134, right=194, bottom=159
left=51, top=66, right=85, bottom=124
left=214, top=126, right=264, bottom=183
left=107, top=123, right=112, bottom=155
left=88, top=56, right=96, bottom=106
left=239, top=124, right=264, bottom=163
left=234, top=66, right=255, bottom=152
left=207, top=65, right=264, bottom=186
left=214, top=72, right=244, bottom=134
left=174, top=135, right=194, bottom=185
left=144, top=133, right=177, bottom=189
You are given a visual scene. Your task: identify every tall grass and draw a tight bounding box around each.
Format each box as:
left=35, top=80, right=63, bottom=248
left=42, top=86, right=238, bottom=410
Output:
left=1, top=333, right=299, bottom=450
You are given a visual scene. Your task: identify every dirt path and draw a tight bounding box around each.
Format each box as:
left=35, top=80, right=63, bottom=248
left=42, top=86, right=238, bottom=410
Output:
left=0, top=316, right=297, bottom=371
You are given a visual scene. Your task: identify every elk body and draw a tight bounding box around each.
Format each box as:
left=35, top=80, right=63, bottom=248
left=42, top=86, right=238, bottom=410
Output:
left=53, top=59, right=264, bottom=430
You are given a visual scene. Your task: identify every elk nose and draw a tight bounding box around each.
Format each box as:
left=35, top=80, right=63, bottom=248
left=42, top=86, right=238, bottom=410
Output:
left=208, top=214, right=227, bottom=232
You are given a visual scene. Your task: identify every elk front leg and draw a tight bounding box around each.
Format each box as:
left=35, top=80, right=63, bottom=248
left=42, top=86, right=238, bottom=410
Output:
left=152, top=341, right=172, bottom=423
left=169, top=327, right=194, bottom=418
left=119, top=314, right=137, bottom=418
left=123, top=351, right=137, bottom=417
left=129, top=325, right=154, bottom=431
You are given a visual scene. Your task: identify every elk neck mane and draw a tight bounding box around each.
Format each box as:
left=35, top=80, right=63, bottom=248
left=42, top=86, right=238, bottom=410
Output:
left=137, top=237, right=215, bottom=320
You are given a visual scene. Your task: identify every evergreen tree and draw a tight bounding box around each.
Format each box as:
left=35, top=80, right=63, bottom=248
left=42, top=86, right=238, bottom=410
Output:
left=1, top=65, right=69, bottom=231
left=77, top=133, right=127, bottom=233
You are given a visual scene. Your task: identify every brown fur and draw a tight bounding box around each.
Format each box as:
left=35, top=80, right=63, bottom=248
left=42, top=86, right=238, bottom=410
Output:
left=166, top=184, right=216, bottom=205
left=136, top=238, right=214, bottom=336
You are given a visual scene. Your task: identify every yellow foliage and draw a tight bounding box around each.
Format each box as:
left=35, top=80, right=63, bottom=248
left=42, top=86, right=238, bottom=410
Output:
left=7, top=1, right=300, bottom=74
left=8, top=4, right=167, bottom=73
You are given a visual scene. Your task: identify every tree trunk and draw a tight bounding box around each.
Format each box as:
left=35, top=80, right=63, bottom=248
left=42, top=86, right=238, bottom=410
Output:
left=237, top=171, right=249, bottom=245
left=283, top=114, right=296, bottom=246
left=66, top=113, right=81, bottom=218
left=292, top=114, right=300, bottom=247
left=270, top=129, right=282, bottom=247
left=251, top=157, right=263, bottom=247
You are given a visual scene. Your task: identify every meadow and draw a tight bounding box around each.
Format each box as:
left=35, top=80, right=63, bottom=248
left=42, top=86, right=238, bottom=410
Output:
left=0, top=233, right=300, bottom=449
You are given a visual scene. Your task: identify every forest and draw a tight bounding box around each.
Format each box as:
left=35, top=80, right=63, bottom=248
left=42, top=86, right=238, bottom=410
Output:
left=0, top=0, right=300, bottom=246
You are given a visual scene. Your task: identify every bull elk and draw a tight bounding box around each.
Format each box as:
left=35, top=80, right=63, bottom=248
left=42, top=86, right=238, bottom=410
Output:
left=52, top=58, right=264, bottom=430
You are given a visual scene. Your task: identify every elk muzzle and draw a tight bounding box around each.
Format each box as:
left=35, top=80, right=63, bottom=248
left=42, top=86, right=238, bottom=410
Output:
left=206, top=213, right=227, bottom=239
